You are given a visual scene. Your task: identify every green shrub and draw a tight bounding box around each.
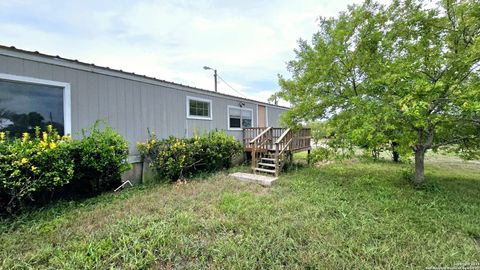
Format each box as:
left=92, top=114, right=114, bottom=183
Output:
left=309, top=147, right=335, bottom=164
left=138, top=136, right=193, bottom=180
left=193, top=131, right=243, bottom=172
left=0, top=123, right=131, bottom=214
left=67, top=123, right=131, bottom=196
left=138, top=130, right=242, bottom=181
left=0, top=126, right=74, bottom=212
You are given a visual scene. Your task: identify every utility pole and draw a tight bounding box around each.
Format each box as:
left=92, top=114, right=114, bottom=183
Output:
left=203, top=66, right=218, bottom=92
left=213, top=69, right=217, bottom=92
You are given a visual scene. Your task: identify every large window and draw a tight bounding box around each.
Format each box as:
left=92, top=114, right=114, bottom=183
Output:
left=187, top=96, right=212, bottom=120
left=228, top=106, right=253, bottom=130
left=0, top=73, right=71, bottom=137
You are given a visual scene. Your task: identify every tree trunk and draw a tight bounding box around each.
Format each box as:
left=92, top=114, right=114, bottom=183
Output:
left=371, top=147, right=380, bottom=161
left=391, top=141, right=400, bottom=162
left=414, top=149, right=425, bottom=186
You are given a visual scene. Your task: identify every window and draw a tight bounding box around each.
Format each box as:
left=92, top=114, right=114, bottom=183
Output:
left=228, top=106, right=253, bottom=130
left=187, top=96, right=212, bottom=120
left=0, top=73, right=71, bottom=137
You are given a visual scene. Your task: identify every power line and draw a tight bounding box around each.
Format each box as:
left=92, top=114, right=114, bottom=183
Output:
left=217, top=74, right=248, bottom=99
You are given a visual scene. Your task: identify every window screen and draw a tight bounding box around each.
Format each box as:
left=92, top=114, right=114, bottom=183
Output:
left=229, top=108, right=241, bottom=128
left=0, top=79, right=64, bottom=137
left=229, top=107, right=252, bottom=129
left=241, top=109, right=252, bottom=128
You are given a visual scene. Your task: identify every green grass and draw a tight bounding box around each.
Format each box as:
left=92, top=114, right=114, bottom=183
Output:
left=1, top=156, right=479, bottom=269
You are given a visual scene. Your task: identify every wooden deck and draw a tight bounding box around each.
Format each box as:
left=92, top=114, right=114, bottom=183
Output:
left=243, top=127, right=311, bottom=176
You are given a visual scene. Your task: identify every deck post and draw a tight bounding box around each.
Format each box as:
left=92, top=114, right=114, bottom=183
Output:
left=307, top=149, right=311, bottom=165
left=251, top=142, right=256, bottom=173
left=274, top=143, right=279, bottom=177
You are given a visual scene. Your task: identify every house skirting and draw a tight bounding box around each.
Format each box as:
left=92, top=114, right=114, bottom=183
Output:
left=121, top=154, right=245, bottom=185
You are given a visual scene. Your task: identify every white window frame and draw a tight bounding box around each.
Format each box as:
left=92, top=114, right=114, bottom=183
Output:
left=0, top=72, right=72, bottom=135
left=186, top=96, right=212, bottom=120
left=227, top=105, right=254, bottom=131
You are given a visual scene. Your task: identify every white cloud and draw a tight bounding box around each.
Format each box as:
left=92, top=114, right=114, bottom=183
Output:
left=0, top=0, right=367, bottom=104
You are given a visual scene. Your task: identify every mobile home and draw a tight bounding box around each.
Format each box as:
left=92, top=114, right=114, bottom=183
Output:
left=0, top=45, right=289, bottom=181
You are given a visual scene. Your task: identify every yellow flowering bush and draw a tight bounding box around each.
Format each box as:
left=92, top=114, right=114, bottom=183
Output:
left=0, top=126, right=74, bottom=212
left=138, top=135, right=193, bottom=180
left=138, top=130, right=242, bottom=181
left=0, top=123, right=130, bottom=214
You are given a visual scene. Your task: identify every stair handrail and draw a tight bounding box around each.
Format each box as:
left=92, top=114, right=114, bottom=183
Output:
left=279, top=137, right=294, bottom=156
left=273, top=128, right=292, bottom=176
left=249, top=126, right=272, bottom=144
left=243, top=127, right=266, bottom=146
left=276, top=129, right=294, bottom=157
left=250, top=127, right=273, bottom=172
left=274, top=128, right=291, bottom=145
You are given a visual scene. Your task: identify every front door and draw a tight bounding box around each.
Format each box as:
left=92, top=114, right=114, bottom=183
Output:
left=258, top=105, right=267, bottom=127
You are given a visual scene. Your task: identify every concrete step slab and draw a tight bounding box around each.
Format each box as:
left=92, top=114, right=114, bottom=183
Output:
left=229, top=172, right=278, bottom=187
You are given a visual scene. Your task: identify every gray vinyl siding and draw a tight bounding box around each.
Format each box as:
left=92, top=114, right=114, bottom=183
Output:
left=0, top=52, right=287, bottom=158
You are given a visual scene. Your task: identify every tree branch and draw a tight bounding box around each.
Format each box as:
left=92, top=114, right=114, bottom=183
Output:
left=431, top=135, right=476, bottom=149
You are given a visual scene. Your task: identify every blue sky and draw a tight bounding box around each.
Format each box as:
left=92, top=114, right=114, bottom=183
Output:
left=0, top=0, right=367, bottom=104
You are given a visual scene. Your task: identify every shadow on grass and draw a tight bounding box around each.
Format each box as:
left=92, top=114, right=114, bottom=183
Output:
left=0, top=179, right=175, bottom=235
left=282, top=158, right=480, bottom=204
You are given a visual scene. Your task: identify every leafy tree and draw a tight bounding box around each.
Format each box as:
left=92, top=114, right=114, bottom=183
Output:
left=309, top=121, right=333, bottom=146
left=268, top=93, right=281, bottom=105
left=277, top=0, right=480, bottom=186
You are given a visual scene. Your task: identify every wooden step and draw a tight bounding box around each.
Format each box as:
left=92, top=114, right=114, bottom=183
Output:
left=254, top=167, right=276, bottom=174
left=258, top=162, right=276, bottom=168
left=261, top=158, right=276, bottom=162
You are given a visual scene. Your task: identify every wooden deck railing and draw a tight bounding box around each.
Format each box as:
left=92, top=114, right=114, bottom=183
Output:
left=271, top=128, right=287, bottom=144
left=250, top=127, right=273, bottom=152
left=274, top=128, right=311, bottom=152
left=243, top=127, right=268, bottom=146
left=274, top=128, right=292, bottom=156
left=243, top=127, right=287, bottom=150
left=244, top=127, right=311, bottom=151
left=244, top=126, right=311, bottom=176
left=274, top=128, right=311, bottom=175
left=249, top=127, right=272, bottom=170
left=291, top=128, right=311, bottom=151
